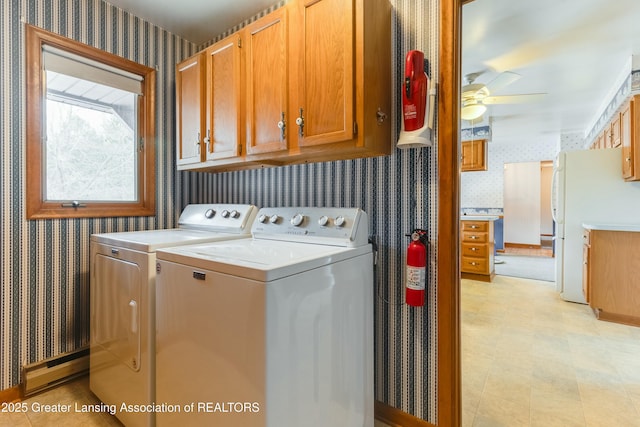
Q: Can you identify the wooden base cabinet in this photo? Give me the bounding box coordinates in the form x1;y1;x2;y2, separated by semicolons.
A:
460;220;495;282
583;228;640;327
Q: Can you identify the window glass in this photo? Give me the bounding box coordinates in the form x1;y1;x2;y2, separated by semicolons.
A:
44;72;138;202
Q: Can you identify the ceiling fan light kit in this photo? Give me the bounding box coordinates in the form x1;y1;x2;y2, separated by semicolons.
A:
461;101;487;120
460;70;545;122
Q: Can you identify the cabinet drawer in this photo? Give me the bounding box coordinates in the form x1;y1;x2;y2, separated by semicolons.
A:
461;231;488;243
461;256;488;274
461;243;488;258
461;221;488;232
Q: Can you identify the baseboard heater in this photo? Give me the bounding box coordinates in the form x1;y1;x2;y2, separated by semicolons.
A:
22;347;89;397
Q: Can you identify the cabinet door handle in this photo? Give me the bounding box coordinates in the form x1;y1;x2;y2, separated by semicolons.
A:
277;112;286;141
296;108;304;137
195;132;201;154
203;129;211;150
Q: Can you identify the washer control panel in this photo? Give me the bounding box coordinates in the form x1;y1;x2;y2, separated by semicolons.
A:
251;207;369;247
178;204;258;233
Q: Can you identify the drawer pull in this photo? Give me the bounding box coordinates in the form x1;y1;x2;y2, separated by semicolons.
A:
470;262;479;266
470;247;478;251
470;235;478;239
470;225;479;229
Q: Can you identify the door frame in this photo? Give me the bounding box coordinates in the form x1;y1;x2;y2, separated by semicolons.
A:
436;0;463;425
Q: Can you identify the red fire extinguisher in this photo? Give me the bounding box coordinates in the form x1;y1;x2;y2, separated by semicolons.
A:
402;50;428;132
406;229;428;307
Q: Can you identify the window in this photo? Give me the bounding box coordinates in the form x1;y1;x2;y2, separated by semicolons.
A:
26;25;156;219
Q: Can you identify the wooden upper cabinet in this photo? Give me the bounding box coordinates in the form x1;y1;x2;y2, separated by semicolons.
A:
289;0;354;147
204;35;242;161
287;0;391;159
176;53;205;167
175;0;391;173
621;98;636;180
461;139;487;171
245;8;289;156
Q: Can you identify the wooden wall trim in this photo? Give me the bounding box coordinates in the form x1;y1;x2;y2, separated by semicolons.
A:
376;401;434;427
0;385;22;403
437;0;462;425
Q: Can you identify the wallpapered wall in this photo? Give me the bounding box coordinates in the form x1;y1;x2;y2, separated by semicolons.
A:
1;0;195;392
461;138;559;209
1;0;439;422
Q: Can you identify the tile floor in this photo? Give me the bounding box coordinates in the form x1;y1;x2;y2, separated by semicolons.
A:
0;376;122;426
462;275;640;427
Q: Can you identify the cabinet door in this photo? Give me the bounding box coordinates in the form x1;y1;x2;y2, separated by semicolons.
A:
461;140;487;171
582;243;590;304
245;8;289;155
610;112;621;148
205;36;242;160
176;53;205;166
290;0;355;147
621;100;634;179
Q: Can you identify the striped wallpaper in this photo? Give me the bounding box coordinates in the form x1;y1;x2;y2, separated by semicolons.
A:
1;0;440;423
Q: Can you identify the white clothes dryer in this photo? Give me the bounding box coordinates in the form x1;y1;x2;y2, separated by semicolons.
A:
89;204;257;427
155;207;374;427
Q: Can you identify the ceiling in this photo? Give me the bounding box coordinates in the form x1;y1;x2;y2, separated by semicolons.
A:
463;0;640;146
105;0;277;45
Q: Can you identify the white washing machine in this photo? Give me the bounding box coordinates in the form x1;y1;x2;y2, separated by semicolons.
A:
90;204;258;427
155;207;374;427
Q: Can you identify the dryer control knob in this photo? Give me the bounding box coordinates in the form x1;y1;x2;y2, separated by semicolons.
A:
221;210;230;218
258;214;268;223
318;215;329;226
335;215;346;227
205;209;216;218
290;213;305;226
230;210;240;218
269;214;280;224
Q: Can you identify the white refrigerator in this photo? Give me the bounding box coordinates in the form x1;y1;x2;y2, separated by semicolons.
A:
552;148;640;303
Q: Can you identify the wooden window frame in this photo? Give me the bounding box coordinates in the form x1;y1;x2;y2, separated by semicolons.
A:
25;24;156;219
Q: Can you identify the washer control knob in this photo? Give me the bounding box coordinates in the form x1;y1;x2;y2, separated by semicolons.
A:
258;214;268;223
221;210;230;218
269;214;280;224
205;209;216;219
230;210;240;218
290;213;305;226
334;215;346;227
318;215;329;227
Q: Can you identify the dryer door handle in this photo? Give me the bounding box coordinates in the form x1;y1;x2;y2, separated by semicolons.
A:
129;300;138;333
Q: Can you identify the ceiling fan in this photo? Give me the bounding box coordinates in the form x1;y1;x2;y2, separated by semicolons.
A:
461;71;546;121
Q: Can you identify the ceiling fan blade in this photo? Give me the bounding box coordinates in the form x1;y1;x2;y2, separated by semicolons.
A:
483;93;546;105
485;71;521;94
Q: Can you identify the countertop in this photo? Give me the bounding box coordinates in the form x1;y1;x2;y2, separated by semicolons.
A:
582;223;640;232
460;215;500;221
